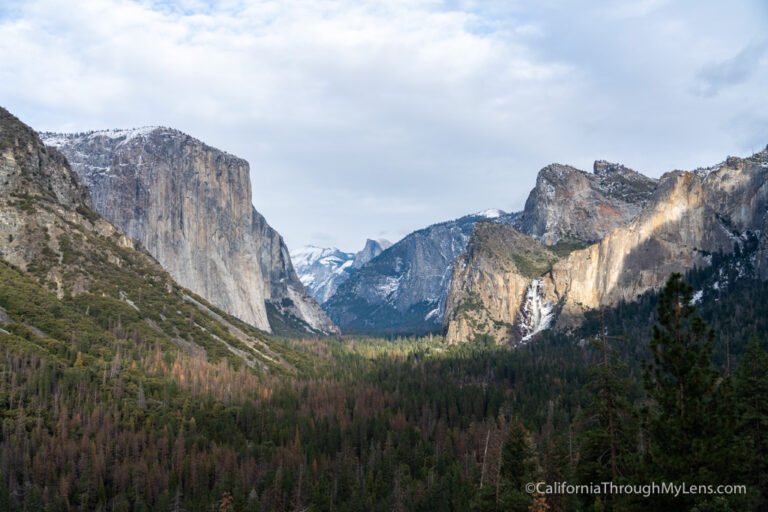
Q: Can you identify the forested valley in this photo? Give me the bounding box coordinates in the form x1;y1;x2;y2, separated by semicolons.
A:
1;243;767;512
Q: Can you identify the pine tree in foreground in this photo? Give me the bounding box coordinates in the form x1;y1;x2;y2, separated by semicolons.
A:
733;338;768;511
576;315;638;512
642;274;742;511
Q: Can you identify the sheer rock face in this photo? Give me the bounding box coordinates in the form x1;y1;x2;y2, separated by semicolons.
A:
445;150;768;343
353;239;391;269
544;152;768;325
42;128;337;335
1;107;298;370
516;162;658;244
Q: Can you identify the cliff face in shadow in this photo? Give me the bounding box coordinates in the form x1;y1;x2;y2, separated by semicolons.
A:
323;213;488;335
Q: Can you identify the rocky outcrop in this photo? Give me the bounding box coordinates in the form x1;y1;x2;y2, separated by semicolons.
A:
445;148;768;343
0;107;134;298
1;108;101;276
515;162;657;244
543;152;768;325
353;239;391;269
444;223;557;344
42;128;337;335
1;119;88;212
291;238;390;304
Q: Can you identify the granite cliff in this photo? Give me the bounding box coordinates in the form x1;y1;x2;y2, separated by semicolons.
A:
543;152;768;326
444;223;557;344
42;128;337;335
445;149;768;344
514;161;657;244
0;106;294;369
322;160;659;337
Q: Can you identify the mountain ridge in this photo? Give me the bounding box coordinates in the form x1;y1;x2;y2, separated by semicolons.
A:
322;158;654;336
444;146;768;344
513;160;658;244
322;211;511;335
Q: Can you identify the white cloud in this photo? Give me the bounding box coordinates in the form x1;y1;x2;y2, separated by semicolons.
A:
1;0;766;251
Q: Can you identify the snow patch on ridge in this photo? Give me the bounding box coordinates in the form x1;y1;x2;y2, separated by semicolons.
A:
473;208;505;219
42;127;159;149
378;276;402;299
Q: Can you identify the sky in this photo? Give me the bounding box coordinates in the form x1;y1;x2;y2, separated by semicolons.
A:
1;0;767;252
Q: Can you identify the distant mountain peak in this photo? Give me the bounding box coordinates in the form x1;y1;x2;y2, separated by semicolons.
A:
364;238;393;249
291;238;390;304
473;208;506;219
323;214;486;335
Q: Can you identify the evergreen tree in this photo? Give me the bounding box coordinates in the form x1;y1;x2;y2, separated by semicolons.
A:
734;338;768;511
576;323;638;511
498;422;538;512
642;274;739;510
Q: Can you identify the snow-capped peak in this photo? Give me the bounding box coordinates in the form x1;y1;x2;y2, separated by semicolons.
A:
290;245;347;269
474;208;505;219
291;237;394;304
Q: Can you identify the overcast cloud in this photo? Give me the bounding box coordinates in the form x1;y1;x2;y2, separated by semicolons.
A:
1;0;767;251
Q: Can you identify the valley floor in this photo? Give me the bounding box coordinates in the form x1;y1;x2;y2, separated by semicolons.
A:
1;257;768;511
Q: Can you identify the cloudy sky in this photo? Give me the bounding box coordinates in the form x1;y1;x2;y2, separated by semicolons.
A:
2;0;767;251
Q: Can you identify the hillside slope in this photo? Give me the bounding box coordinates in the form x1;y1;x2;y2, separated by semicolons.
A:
1;106;295;371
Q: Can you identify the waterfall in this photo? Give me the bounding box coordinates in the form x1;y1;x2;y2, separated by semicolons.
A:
518;279;555;342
